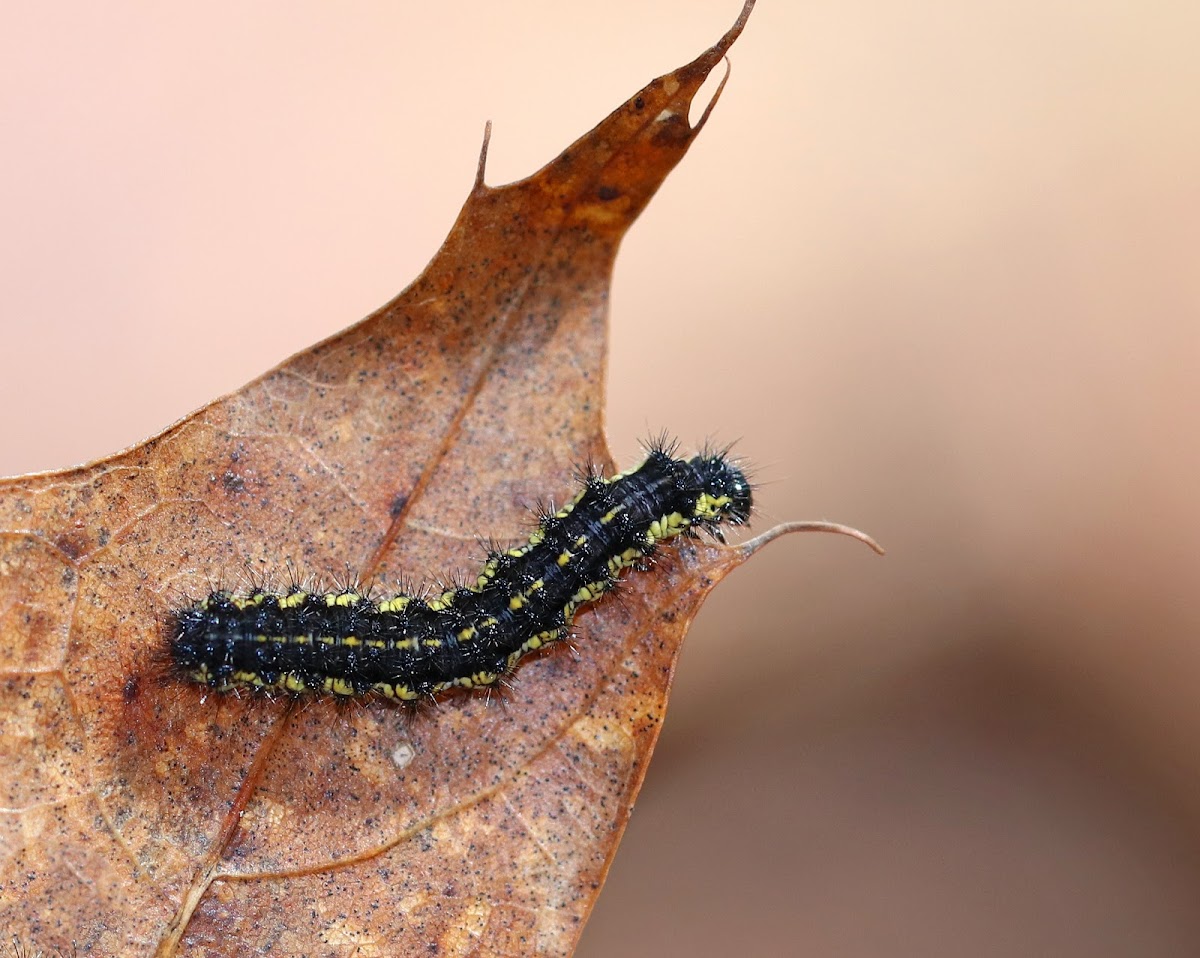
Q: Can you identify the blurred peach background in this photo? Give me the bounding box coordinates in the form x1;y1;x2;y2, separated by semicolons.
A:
3;2;1199;954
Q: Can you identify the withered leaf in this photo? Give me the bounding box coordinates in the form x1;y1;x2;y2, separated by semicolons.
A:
0;3;870;956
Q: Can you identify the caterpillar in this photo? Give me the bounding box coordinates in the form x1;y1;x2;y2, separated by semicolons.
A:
166;441;752;702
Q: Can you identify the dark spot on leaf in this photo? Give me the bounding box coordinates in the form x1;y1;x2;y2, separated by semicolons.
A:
54;532;86;561
597;185;620;201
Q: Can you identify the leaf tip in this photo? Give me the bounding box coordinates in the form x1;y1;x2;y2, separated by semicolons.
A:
663;0;756;138
474;120;493;192
738;520;885;560
690;0;757;76
724;0;758;56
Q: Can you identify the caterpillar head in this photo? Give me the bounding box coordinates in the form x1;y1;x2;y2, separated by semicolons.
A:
688;452;753;530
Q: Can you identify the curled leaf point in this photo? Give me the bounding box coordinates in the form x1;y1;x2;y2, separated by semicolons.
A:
739;520;886;560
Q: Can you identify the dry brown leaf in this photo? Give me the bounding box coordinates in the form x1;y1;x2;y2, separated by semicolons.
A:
0;3;870;955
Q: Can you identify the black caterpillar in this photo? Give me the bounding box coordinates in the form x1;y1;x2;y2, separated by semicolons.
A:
167;442;752;701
